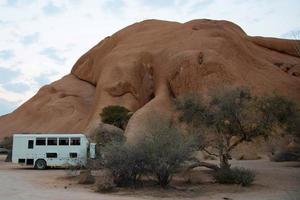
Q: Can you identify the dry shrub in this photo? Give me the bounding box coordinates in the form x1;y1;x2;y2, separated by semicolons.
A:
90;123;125;157
142;123;197;187
5;151;12;162
101;141;145;187
101;120;197;188
64;162;84;176
213;167;255;187
95;170;115;193
270;149;300;162
1;136;13;150
78;170;95;184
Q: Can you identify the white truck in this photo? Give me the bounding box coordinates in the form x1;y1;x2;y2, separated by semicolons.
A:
12;133;96;169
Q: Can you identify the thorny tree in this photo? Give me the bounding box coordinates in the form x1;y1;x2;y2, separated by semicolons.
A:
176;87;300;169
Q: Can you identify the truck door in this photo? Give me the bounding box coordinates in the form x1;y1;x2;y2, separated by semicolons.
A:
26;140;35;165
28;140;34;149
89;143;96;159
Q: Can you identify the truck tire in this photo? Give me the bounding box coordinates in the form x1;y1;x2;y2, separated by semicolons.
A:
34;159;47;170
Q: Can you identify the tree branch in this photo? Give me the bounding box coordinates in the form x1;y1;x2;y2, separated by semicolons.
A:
227;137;245;152
186;161;220;171
202;147;218;157
235;112;247;139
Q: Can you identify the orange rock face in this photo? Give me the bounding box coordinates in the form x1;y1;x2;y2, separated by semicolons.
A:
0;19;299;139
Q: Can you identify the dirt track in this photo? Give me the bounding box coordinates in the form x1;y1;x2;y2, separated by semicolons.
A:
0;155;145;200
0;155;300;200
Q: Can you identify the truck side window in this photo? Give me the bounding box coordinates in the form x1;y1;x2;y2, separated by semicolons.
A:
46;153;57;158
28;140;34;149
47;138;58;146
59;138;69;146
70;138;80;145
36;138;46;145
69;153;77;158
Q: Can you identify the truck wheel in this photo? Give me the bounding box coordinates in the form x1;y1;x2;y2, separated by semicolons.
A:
34;159;47;170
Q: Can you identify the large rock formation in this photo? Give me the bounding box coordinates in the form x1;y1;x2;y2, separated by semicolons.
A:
0;19;299;140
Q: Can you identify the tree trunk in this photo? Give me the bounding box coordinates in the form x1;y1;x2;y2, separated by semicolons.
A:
157;172;170;188
219;153;231;169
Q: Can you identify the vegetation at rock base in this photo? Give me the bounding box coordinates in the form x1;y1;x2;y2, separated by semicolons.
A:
175;87;300;169
90;87;300;189
100;118;197;188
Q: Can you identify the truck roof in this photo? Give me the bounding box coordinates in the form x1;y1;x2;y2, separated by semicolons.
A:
13;133;86;137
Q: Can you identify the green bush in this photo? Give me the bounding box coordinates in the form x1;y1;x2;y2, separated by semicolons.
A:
100;105;132;130
214;167;255;187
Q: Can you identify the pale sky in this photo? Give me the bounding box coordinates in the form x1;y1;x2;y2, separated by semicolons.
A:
0;0;299;115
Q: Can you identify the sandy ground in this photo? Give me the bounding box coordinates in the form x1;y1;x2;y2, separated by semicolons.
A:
0;155;299;200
